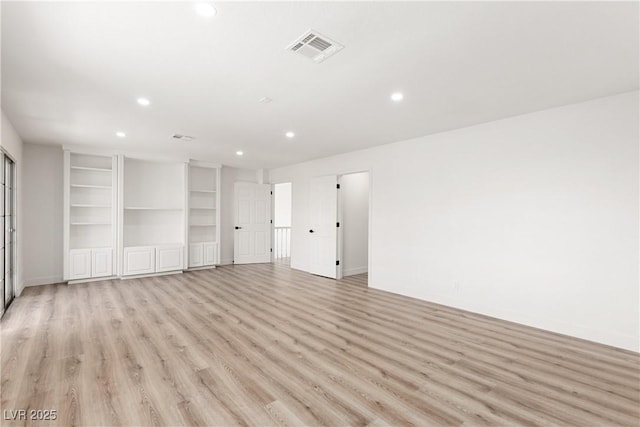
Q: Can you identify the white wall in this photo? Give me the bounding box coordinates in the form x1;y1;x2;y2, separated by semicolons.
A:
1;111;24;295
220;166;258;264
274;182;292;227
340;172;369;277
269;91;639;351
23;144;64;286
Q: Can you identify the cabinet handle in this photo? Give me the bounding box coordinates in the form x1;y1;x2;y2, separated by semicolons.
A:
309;229;315;233
235;226;242;230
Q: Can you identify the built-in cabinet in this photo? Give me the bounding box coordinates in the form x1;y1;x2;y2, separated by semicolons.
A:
68;248;112;280
64;151;221;282
122;245;185;275
187;162;220;268
64;152;117;281
120;156;186;276
188;242;218;268
123;246;155;275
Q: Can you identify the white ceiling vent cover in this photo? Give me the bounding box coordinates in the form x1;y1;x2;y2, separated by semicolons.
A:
287;29;344;63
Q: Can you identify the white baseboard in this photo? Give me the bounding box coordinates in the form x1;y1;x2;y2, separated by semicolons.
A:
120;270;183;280
343;266;368;277
368;282;639;352
219;258;234;265
24;276;64;287
186;265;217;271
68;276;118;285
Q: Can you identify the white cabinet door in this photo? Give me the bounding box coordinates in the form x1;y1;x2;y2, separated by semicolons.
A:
123;246;155;276
69;249;92;280
189;243;203;268
203;242;217;266
156;246;183;272
91;248;112;278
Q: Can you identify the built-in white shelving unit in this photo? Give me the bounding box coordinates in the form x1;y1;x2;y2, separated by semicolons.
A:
119;156;186;276
187;162;220;268
64;152;117;281
64;152;222;282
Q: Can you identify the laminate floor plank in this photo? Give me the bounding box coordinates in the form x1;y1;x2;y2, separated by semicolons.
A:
178;275;437;426
182;274;468;424
190;268;632;424
166;278;372;426
1;264;638;426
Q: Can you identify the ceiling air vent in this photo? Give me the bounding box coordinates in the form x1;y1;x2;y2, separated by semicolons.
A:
172;134;195;142
287;29;344;63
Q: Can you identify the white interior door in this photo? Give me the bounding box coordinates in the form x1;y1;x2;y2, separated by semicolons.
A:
234;183;272;264
308;175;338;278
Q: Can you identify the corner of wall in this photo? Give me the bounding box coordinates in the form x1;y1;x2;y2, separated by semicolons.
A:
1;110;25;297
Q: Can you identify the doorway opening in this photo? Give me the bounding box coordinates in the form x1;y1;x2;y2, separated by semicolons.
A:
307;172;370;283
273;182;292;265
1;152;16;315
338;172;369;283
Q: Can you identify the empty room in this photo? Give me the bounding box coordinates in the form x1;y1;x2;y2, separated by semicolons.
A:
1;1;638;426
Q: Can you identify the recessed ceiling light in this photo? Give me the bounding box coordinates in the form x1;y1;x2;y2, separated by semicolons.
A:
236;150;244;156
194;3;217;17
391;92;404;102
285;131;295;138
115;131;126;138
137;97;150;106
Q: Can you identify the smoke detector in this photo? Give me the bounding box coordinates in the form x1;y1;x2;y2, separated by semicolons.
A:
287;29;344;63
172;134;195;142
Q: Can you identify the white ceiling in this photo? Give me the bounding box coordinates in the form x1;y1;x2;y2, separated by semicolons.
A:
2;1;638;169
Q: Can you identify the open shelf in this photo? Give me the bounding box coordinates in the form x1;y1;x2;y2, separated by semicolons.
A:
65;152;116;279
71;164;113;187
71;204;111;208
123;157;186;249
71;184;111;189
187;164;220;266
71;166;112;173
70;153;113;170
124;242;183;249
70;186;112;206
69;244;112;250
190;190;216;210
69;220;113;249
125;206;183;211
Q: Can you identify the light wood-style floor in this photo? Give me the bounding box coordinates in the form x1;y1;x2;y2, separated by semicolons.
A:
1;264;638;426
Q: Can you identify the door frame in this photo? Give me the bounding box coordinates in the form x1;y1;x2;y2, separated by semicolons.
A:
336;169;372;282
1;147;18;315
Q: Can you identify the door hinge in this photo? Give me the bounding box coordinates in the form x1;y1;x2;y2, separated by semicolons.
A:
336;260;340;266
336;184;340;189
336;222;340;227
